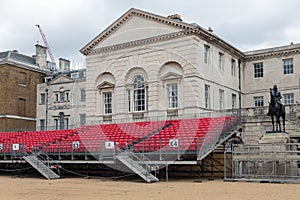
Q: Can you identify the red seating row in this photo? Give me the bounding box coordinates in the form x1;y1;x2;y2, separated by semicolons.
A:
0;116;239;154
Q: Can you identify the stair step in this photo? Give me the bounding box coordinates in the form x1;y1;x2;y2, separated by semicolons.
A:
116;153;159;183
23;155;59;180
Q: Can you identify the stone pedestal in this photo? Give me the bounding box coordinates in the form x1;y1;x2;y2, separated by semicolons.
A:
259;132;289;144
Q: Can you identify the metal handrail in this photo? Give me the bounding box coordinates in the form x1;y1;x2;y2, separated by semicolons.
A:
29;150;61;176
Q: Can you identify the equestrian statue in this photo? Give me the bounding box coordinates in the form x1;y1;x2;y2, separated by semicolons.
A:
266;85;286;132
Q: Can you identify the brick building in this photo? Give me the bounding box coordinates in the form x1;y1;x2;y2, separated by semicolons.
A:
0;45;50;131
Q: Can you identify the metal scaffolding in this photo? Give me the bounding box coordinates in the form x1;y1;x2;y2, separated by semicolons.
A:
224;143;300;183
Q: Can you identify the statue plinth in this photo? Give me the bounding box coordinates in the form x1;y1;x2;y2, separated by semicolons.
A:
259;132;289;144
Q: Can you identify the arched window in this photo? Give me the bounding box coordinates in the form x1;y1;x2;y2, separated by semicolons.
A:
133;75;145;111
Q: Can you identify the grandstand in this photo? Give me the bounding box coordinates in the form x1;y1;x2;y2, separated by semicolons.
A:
0;113;241;182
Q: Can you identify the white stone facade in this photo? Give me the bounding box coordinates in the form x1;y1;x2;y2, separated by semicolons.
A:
243;44;300;109
80;8;243;123
36;69;86;130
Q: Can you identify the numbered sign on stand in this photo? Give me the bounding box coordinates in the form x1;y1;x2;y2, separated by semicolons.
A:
12;144;19;151
169;139;179;148
72;141;80;149
105;141;115;149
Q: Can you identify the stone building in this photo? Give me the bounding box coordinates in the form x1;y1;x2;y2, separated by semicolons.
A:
0;45;50;131
80;8;244;123
36;63;86;130
243;43;300;109
241;43;300;144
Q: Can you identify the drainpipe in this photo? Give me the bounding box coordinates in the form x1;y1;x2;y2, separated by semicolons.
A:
46;88;48;130
238;59;242;117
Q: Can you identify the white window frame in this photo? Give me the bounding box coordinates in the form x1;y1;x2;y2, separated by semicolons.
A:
232;94;237;109
231;59;236;76
218;52;224;70
40;93;45;105
103;91;112;114
254;96;264;107
167;83;178;109
204;45;210;64
219;89;224;110
283;93;294;105
283;58;293;75
254;62;263;78
132;75;146;112
205;84;210;109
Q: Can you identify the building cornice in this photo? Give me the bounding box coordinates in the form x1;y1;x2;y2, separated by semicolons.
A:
245;45;300;62
86;29;191;55
0;115;36;121
85;28;245;59
0;59;50;75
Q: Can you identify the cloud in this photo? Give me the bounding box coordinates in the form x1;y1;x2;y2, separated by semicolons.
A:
1;0;300;68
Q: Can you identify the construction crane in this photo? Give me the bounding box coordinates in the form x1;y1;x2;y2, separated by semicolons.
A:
36;24;56;65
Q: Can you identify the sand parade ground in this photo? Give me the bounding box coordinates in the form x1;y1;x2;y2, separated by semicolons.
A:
0;175;299;200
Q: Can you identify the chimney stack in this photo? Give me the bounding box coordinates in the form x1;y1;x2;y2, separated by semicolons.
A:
35;44;47;69
59;58;70;71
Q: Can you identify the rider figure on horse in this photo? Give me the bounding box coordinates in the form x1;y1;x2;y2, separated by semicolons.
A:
267;85;282;116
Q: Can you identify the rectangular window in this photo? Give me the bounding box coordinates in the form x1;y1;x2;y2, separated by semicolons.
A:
103;92;112;114
66;92;69;101
218;52;223;70
55;94;59;102
167;83;178;108
254;62;263;78
65;118;69;130
205;84;210;109
219;89;224;110
79;114;86;126
232;94;237;109
54;119;58;130
40;119;45;131
40;93;45;105
45;77;52;83
283;93;294;105
127;90;131;112
80;89;86;101
231;59;236;76
283;58;293;74
71;72;79;79
60;92;65;102
18;98;26;116
204;45;210;64
134;89;145;111
254;96;264;107
18;72;27;85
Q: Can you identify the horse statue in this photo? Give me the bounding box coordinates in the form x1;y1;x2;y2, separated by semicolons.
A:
267;85;285;132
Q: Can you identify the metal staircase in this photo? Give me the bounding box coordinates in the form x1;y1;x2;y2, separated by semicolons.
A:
116;151;159;183
197;118;242;161
23;154;60;180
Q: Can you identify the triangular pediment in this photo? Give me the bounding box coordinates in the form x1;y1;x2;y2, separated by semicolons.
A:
49;75;74;85
160;72;183;81
80;8;195;55
97;81;115;90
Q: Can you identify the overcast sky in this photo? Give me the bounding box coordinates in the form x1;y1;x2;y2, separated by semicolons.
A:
1;0;299;69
